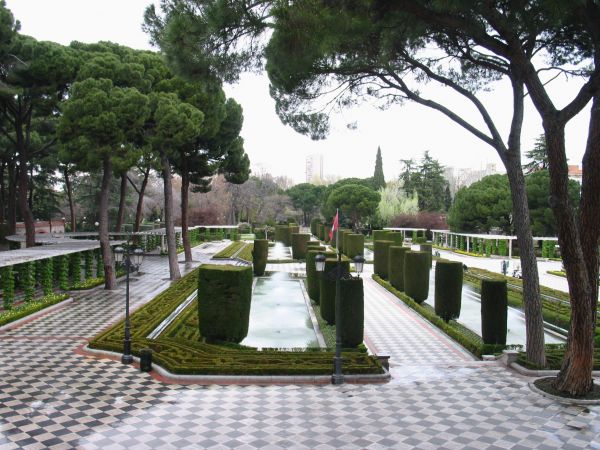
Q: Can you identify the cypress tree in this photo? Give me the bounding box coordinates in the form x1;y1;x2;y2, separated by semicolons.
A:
372;146;386;190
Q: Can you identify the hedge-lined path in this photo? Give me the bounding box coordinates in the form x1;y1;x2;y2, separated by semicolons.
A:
0;245;598;448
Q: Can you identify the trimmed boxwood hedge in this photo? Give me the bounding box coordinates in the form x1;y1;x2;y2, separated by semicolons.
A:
291;233;311;260
340;277;364;347
388;246;408;292
344;234;364;259
372;230;387;242
274;225;290;245
252;239;268;276
481;279;507;345
420;243;433;268
374;240;393;279
90;265;383;375
306;247;328;302
434;261;463;322
385;231;404;246
319;258;350;324
323;225;332;243
310;218;321;236
404;251;430;303
198;264;253;343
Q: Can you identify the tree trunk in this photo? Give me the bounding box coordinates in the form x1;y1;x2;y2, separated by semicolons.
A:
63;168;76;232
161;152;181;280
17;147;35;247
544;123;595;395
0;160;5;224
7;164;17;235
100;158;117;290
180;163;193;264
503;152;546;366
133;168;150;232
115;172;128;233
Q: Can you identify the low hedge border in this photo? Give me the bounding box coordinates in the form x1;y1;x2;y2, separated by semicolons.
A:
213;242;247;259
372;275;501;358
517;344;600;371
0;293;70;328
90;267;382;376
547;270;566;278
69;268;127;290
433;244;484;258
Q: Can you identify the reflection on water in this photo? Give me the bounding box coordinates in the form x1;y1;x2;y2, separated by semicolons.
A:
242;271;319;348
268;242;292;260
423;266;565;347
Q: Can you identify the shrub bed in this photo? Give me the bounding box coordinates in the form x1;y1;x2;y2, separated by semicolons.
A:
252;240;268;276
90;267;382;375
0;293;70;327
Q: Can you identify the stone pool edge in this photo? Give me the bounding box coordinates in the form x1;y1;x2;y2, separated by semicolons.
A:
80;343;391;385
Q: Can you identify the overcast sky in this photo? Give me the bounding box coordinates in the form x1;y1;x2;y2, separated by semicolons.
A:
7;0;591;184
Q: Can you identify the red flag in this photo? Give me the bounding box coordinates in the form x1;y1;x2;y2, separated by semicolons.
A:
329;211;339;241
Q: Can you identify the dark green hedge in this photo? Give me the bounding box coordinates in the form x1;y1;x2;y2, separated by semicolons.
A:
374;240;393;279
198;264;253;343
434;260;463;322
481;279;507;345
372;230;387;242
323;225;332;243
344;234;364;259
317;223;324;241
320;258;350;324
404;251;430;303
310;218;321;236
340;277;364;347
388;246;408;292
252;239;268;276
420;243;433;268
274;225;290;245
291;233;311;260
386;231;404;246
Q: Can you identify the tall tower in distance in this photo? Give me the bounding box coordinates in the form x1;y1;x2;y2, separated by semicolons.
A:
305;153;324;183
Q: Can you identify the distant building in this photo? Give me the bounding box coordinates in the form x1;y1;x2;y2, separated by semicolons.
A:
305;154;324;183
445;163;499;195
568;164;582;182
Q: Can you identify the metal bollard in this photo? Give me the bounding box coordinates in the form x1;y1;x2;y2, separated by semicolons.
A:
139;348;153;372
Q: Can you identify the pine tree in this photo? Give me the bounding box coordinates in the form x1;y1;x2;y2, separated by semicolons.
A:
372;146;386;190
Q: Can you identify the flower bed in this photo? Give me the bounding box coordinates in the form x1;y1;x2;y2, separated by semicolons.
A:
0;293;70;327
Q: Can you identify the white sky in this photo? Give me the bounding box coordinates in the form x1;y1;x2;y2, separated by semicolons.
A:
7;0;591;184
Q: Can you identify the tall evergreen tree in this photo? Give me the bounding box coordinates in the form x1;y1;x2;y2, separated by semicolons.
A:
372;146;385;190
523;135;549;174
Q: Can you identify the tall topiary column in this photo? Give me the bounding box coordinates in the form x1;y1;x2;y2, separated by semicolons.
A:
289;225;300;237
420;243;433;268
386;231;404;246
344;234;364;259
404;251;430;303
323;225;332;243
434;261;463;322
339;229;352;254
274;225;287;244
388;246;409;291
372;230;387;242
252;239;269;276
374;240;393;279
310;218;321;236
69;252;82;285
306;247;327;301
198;264;253;343
319;258;350;324
481;279;507;345
340;277;364;347
291;233;311;260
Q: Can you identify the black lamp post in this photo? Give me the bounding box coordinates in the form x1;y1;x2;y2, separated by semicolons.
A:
113;246;144;364
315;252;365;385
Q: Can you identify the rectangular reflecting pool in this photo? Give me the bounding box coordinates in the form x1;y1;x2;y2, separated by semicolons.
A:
241;272;320;349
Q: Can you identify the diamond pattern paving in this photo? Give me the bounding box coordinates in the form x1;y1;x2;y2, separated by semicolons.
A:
0;245;598;449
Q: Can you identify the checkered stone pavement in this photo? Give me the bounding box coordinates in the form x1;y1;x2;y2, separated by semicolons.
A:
0;246;598;449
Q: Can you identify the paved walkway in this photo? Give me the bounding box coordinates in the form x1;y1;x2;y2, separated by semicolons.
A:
0;244;598;449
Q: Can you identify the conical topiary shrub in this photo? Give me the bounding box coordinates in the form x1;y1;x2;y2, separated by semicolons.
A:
291;233;311;259
340;277;364;347
481;279;507;345
372;230;387;242
252;239;269;276
374;240;393;279
420;243;433;268
344;234;364;259
404;251;430;303
306;247;327;301
388;246;409;291
319;258;350;324
434;260;463;322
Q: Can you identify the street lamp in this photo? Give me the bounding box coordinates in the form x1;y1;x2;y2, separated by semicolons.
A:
113;246;145;364
314;252;365;384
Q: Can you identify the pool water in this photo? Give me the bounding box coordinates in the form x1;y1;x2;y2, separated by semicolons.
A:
241;271;320;349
